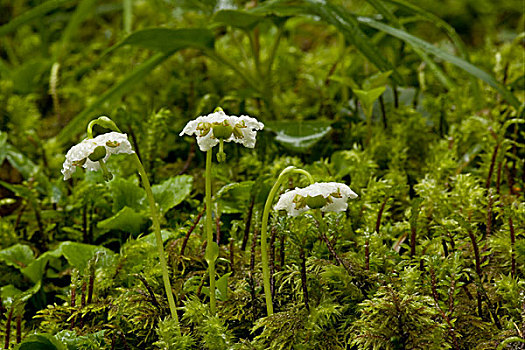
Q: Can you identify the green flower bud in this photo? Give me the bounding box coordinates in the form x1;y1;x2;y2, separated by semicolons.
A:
212;121;234;139
88;146;107;162
305;194;328;209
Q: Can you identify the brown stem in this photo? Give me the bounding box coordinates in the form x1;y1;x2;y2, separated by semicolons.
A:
496;160;503;194
410;225;417;258
375;197;388;234
299;246;309;311
430;268;459;349
509;217;516;278
87;265;95;304
486;190;494;238
485;142;499;189
136;274;161;311
319;229;352;276
16;313;21;344
180;206;205;255
379;95;387;129
279;231;285;271
178;142;195;175
80;282;87;308
442;238;449;257
241;197;255;251
4;306;13;349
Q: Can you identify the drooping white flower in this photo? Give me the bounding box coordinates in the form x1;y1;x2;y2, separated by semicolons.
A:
274;182;358;216
61;132;134;180
179;109;264;152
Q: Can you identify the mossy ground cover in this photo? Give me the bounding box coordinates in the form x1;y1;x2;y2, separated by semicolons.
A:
0;0;523;349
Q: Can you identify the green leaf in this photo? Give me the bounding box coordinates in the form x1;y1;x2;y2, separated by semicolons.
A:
212;10;265;30
152;175;193;215
59;241;115;271
216;272;231;301
0;244;34;269
251;0;403;84
140;229;176;245
59;0;99;57
216;181;254;214
118;28;215;52
356;16;521;110
265;120;333;152
108;177;145;213
15;334;66;350
1;281;41;306
97;206;147;235
0;0;72;37
205;241;219;265
353;86;386;117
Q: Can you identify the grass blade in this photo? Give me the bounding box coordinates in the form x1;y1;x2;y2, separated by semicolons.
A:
0;0;72;37
57;52;172;141
357;16;521;110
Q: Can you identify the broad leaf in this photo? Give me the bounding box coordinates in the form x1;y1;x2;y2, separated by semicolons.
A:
108;177;145;212
97;206;147;235
265;120;332;152
216;181;254;214
0;244;34;269
152;175;193;214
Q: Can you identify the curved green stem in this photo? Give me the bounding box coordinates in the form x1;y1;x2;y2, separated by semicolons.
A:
260;166;314;316
131;154;180;335
205;150;217;315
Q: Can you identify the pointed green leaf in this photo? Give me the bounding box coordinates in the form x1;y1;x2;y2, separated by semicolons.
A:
265;120;333;153
216;272;231;301
0;0;72;37
212;10;265;29
205;241;219;265
356;16;521;110
353;86;386;111
57;52;172;141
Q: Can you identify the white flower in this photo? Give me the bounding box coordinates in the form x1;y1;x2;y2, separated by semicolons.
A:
179;109;264;152
274;182;358;216
61;132;134;180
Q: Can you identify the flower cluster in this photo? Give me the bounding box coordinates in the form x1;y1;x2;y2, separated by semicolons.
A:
275;182;358;216
61;132;133;180
179;109;264;152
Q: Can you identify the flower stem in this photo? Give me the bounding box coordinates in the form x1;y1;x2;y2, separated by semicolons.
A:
206;150;217;315
260;166;314;316
131;154;180;335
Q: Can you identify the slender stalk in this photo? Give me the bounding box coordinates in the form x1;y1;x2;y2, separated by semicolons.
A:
314;210;352;276
205;150;217;315
260;166;314;316
131;154;180;334
123;0;132;34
